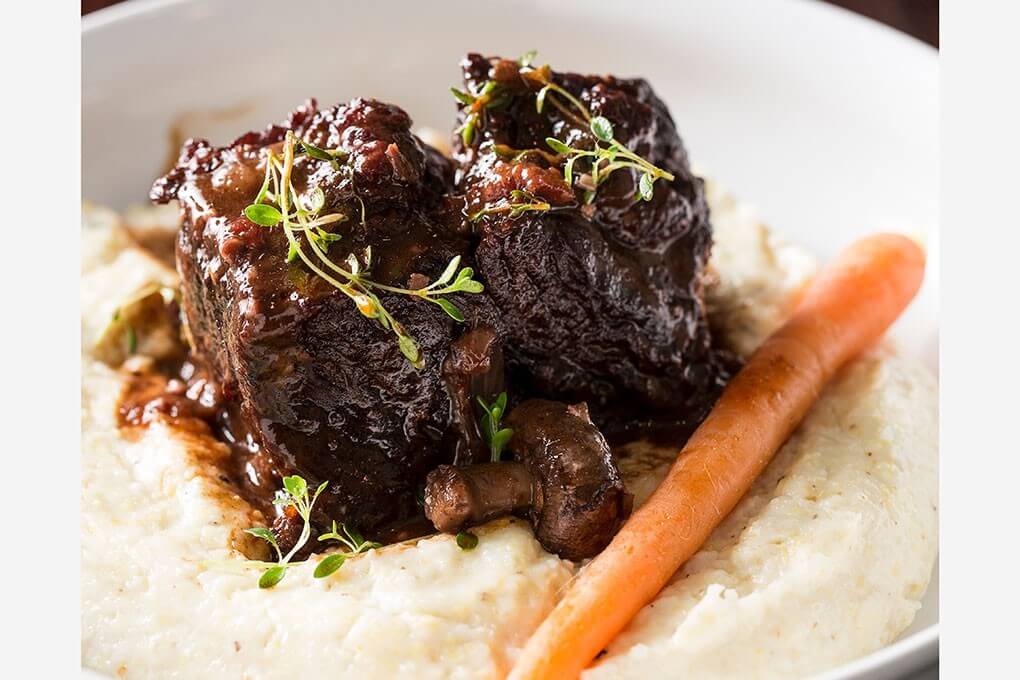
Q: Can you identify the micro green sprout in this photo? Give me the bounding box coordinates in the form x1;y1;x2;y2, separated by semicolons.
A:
243;131;484;368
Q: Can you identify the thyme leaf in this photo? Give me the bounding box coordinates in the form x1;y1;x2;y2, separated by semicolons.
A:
242;132;484;368
590;116;614;142
244;203;283;227
456;531;479;550
259;565;287;589
518;49;538;68
313;553;346;578
477;392;514;462
312;520;381;579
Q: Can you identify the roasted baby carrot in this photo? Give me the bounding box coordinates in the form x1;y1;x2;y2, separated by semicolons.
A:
508;233;926;680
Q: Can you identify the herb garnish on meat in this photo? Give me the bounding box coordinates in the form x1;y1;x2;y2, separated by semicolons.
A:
468;189;551;222
452;51;675;205
243;131;484;368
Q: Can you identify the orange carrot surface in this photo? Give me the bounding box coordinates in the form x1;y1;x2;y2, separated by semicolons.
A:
508;233;926;680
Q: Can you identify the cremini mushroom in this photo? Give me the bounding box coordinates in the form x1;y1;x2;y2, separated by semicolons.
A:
424;399;631;560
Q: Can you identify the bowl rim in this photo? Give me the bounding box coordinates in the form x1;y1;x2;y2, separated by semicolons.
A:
82;2;939;678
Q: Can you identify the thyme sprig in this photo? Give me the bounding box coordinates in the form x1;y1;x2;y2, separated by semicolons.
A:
544;116;671;204
469;189;551;222
243;475;328;588
477;392;513;462
451;81;511;147
208;476;382;588
523;58;675;203
244;131;484;368
451;51;674;204
313;521;382;578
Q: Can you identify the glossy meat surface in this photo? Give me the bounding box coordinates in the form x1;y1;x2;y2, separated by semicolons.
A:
453;54;731;430
149;56;731;543
152;98;493;532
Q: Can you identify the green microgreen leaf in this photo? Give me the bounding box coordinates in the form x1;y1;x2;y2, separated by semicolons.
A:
450;87;476;106
286;241;300;263
477;392;513;462
490;428;514;461
590;116;614;142
245;527;282;561
456;532;479;550
299;140;335;162
313;480;329;503
283;475;307;501
518;49;538;67
461;117;476;147
564;155;577;187
492;144;518;160
315;228;342;245
318;521;381;555
545;137;572;155
244;203;283;227
343;524;365;547
313;554;347;579
318;520;339;542
434;255;461;287
638;172;655;201
535;85;550;113
345;253;360;275
435;298;465;322
259;565;287;589
399;335;422;367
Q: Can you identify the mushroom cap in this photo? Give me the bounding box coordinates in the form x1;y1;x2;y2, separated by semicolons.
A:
505;399;630;560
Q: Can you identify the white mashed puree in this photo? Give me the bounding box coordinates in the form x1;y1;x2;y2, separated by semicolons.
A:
81;182;937;679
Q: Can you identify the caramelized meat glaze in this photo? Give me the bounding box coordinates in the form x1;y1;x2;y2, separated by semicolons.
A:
131;55;732;558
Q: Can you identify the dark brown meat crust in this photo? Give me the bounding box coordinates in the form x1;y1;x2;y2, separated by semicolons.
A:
453;54;731;431
152;98;497;533
149;56;731;545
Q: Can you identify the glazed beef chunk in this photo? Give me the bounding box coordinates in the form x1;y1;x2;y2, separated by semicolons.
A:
148;56;732;558
151;98;497;533
452;54;731;431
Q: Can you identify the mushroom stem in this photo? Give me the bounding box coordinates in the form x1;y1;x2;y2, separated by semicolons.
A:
424;462;536;532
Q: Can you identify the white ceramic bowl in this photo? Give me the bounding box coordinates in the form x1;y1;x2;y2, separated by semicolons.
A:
82;1;938;677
